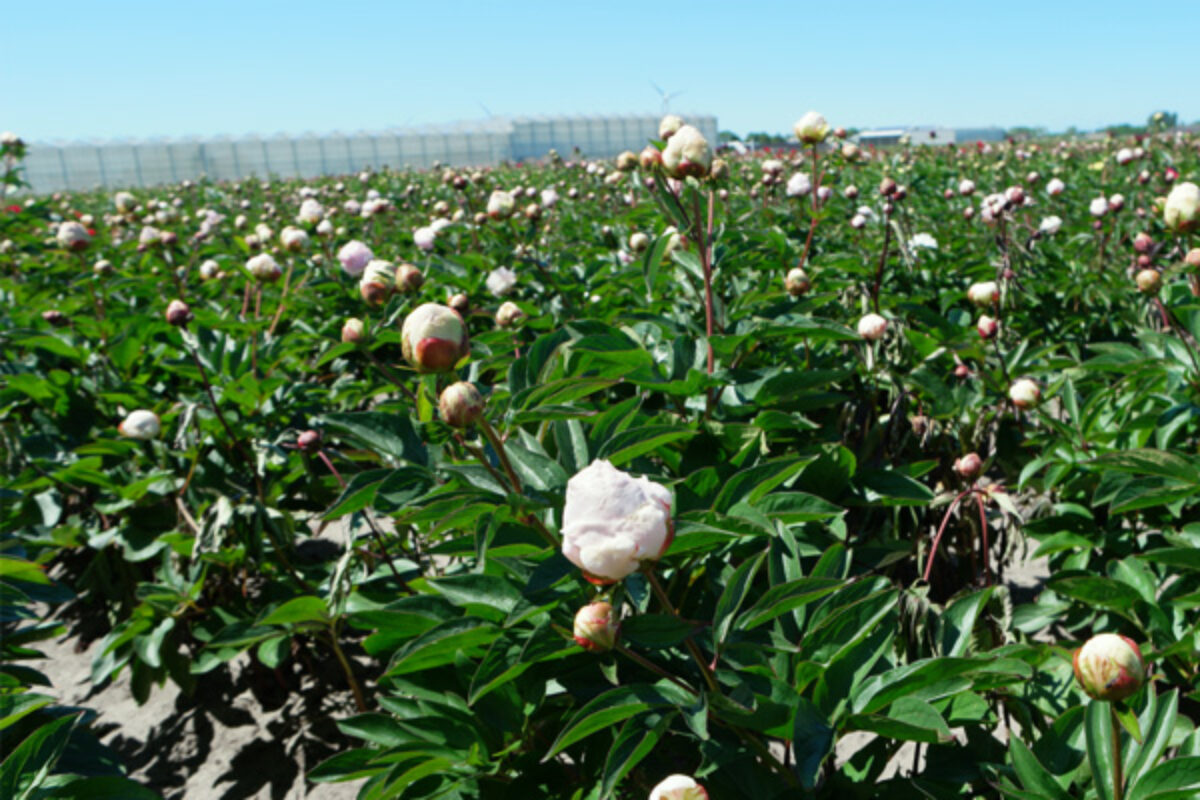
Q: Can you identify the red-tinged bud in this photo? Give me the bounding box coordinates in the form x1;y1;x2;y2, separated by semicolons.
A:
894;186;908;201
572;601;619;652
1137;254;1152;267
1009;378;1041;409
879;177;897;197
954;452;983;480
785;267;811;297
954;364;970;379
943;189;955;199
401;303;469;373
166;299;191;327
395;263;424;294
1186;248;1200;269
1133;232;1153;253
977;314;999;339
341;318;365;344
42;309;68;327
639;145;662;170
297;430;320;453
495;300;525;329
438;381;485;428
1073;633;1145;702
448;293;470;314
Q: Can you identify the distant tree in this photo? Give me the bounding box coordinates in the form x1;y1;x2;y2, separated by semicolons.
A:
745;131;788;146
1007;126;1049;141
718;130;741;143
1148;110;1178;130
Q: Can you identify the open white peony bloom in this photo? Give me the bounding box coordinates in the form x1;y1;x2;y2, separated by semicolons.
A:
486;266;517;297
649;774;708;800
561;460;674;582
119;409;161;440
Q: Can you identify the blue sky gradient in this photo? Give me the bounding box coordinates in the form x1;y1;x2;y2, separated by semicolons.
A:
3;0;1196;142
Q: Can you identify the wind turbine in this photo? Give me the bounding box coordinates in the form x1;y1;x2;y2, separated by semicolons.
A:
649;81;686;114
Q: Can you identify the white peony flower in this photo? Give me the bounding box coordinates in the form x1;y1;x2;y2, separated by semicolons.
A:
793;111;830;144
540;187;559;207
1046;177;1065;196
486;266;518;297
118;409;161;440
1088;196;1109;217
561;460;674;582
56;221;91;250
786;172;812;197
1164;182;1200;232
413;226;436;251
1038;215;1062;235
337;240;373;275
297;198;324;224
908;232;938;253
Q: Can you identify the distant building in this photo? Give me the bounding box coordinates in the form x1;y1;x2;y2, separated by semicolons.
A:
853;126;1005;147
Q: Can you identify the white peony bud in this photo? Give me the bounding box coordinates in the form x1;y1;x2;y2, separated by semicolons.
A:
486;266;518;297
793;111;830;144
337;240;373;276
1164;182;1200;232
857;313;888;341
660;125;712;179
400;303;469;372
649;774;708;800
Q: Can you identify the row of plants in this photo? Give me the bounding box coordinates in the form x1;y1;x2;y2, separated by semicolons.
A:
2;118;1200;798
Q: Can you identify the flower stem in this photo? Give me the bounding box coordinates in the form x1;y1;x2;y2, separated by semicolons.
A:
326;622;368;712
645;568;718;693
479;417;522;494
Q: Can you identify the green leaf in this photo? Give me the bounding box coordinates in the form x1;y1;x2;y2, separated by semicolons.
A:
0;557;50;586
260;596;329;627
1009;735;1072;800
1127;756;1200;800
713;551;764;646
847;697;952;743
0;712;76;800
543;685;676;760
385;618;499;677
1085;700;1116;800
791;698;834;790
940;588;992;657
1047;575;1143;613
600;713;673;798
318;411;428;466
1126;689;1178;788
736;577;844;631
596;425;696;467
620;614;694;649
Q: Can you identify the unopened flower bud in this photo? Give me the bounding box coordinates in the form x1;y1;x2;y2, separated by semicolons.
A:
967;281;1000;307
661;125;712;179
1185;248;1200;269
1164;182;1200;232
639;145;662;170
495;300;525;328
438;381;485;428
341;318;365;344
1133;232;1153;253
879;177;897;197
615;150;638;172
793;111;830;144
246;253;282;282
395;263;424;293
1073;633;1145;702
1009;378;1041;409
658;114;684;140
448;293;470;314
977;314;999;339
166;299;191;326
785;267;810;297
401;303;469;372
954;452;983;480
1135;268;1162;294
857;313;888;341
572;601;619;652
629;232;650;253
297;430;321;453
42;309;68;327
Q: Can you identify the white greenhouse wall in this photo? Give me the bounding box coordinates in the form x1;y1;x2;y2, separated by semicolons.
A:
16;114;718;194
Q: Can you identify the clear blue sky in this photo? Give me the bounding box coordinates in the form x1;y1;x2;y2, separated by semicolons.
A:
3;0;1196;143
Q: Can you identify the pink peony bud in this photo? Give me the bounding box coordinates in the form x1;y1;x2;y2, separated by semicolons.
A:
639;145;662;170
572;601;619;652
562;460;674;583
337;240;374;276
341;318;365;344
1073;633;1145;702
857;313;888;341
359;260;395;306
953;452;983;480
1133;232;1153;253
438;381;485;428
400;303;469;373
297;430;321;452
166;299;191;327
977;314;999;339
